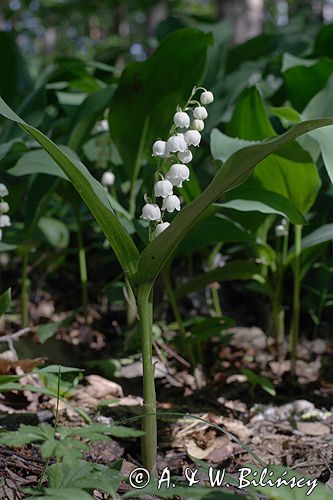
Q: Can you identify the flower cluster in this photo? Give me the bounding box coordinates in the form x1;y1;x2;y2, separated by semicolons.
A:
141;89;214;237
0;183;10;241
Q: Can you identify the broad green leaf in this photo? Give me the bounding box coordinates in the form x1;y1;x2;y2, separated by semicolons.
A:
175;261;262;299
217;188;306;225
175;212;253;256
0;31;32;107
9;148;69;179
302;75;333;183
314;23;333;59
0;242;17;252
138;118;333;285
48;459;121;496
0;97;139;290
301;224;333;250
0;138;25;160
24;175;59;236
210;129;257;161
270;106;301;123
227;86;276;140
36;322;62;344
0;288;11;317
211;129;321;214
38;217;70;248
68;85;115;152
108;28;212;177
282;53;333;111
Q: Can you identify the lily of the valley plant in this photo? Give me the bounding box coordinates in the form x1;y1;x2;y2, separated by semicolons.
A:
1;85;333;471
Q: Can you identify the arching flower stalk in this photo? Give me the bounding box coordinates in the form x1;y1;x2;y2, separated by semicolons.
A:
141;87;214;240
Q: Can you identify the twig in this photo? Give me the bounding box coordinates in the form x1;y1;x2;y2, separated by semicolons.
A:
0;328;30;343
155;336;191;368
0;328;30;358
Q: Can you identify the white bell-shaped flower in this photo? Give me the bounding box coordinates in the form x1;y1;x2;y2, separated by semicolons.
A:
0;202;9;214
0;184;8;197
193;106;208;120
0;215;11;228
192;119;204;132
184;130;201;147
154;179;173;198
166;134;187;154
275;224;288;237
162;195;181;213
173;111;190;129
152;140;167;157
166;164;190;188
177;150;193;164
155;222;170;236
101;171;115;187
200;91;214;104
141;203;161;221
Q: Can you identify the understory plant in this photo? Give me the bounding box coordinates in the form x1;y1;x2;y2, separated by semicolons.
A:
1;75;333;471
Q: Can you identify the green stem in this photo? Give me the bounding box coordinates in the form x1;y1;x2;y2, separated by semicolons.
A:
272;236;285;358
138;284;157;471
21;252;30;328
211;287;222;318
290;224;302;376
75;210;88;323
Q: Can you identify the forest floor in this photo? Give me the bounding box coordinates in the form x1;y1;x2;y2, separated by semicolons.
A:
0;298;332;499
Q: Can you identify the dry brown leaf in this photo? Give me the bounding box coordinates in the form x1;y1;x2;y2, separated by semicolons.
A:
297;422;331;436
0;357;46;374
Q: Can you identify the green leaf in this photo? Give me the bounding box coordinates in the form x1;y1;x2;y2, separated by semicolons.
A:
26;488;93;500
270;106;301;123
240;367;276;396
227;86;276;140
38;217;70;248
36;365;83;374
175;212;253;256
107;425;144;438
0;288;11;318
217;188;306;225
302;75;333;183
0;97;139;290
175;261;262;299
282;53;333;111
9;148;69;178
48;459;121;496
35;322;62;344
108;28;212;176
301;224;333;250
68;85;115;152
246;465;332;499
138;118;333;286
212;129;321;215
